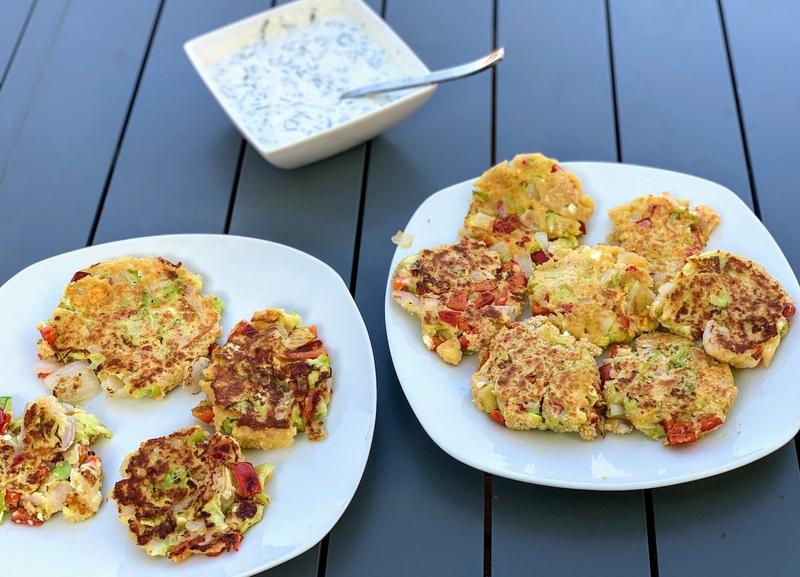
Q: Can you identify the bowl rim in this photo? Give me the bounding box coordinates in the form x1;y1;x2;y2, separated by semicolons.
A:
183;0;436;156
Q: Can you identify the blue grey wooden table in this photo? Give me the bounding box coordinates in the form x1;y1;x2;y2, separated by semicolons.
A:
2;1;798;575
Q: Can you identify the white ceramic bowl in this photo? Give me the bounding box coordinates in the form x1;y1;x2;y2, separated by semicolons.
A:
184;0;435;169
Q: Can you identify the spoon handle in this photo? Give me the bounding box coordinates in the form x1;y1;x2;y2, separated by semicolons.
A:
340;47;505;99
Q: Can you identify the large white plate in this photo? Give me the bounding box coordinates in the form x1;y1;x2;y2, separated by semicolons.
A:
0;234;376;576
385;162;800;490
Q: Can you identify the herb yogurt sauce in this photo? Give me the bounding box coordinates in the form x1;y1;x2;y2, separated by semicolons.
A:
210;8;403;149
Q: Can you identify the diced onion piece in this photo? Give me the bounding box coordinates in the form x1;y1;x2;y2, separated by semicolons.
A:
514;253;534;277
600;314;615;334
59;418;76;451
608;404;625;417
393;290;422;312
473;375;489;390
600;268;617;286
101;375;125;396
34;359;63;378
187;357;212;393
185;519;206;533
534;232;549;252
391;230;413;248
467;213;495;230
43;361;101;403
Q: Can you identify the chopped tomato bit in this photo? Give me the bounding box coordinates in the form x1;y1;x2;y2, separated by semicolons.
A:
0;410;11;435
70;270;90;283
783;303;796;318
495;288;509;305
473;280;497;292
11;509;43;526
663;420;697;445
38;325;56;347
459;335;469;350
617;313;631;331
493;215;523;234
207;342;219;356
438;310;463;326
430;336;445;350
550;164;563;173
282;340;327;360
508;271;527;289
446;290;468;311
309;325;318;336
475;293;495;308
625;265;638;273
532;250;550;265
698;414;723;433
228;462;262;497
478;349;490;368
393;279;405;291
228;321;256;341
531;304;554;316
608;344;622;357
5;489;21;508
191;404;215;424
599;363;612;386
488;409;505;426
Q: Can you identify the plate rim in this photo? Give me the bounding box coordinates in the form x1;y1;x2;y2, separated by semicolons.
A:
385;161;800;491
1;233;377;575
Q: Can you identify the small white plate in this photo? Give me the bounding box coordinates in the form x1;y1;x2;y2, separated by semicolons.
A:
185;0;435;169
1;234;376;576
385;162;800;490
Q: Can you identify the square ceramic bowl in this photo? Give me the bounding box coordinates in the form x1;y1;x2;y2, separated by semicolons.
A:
185;0;435;169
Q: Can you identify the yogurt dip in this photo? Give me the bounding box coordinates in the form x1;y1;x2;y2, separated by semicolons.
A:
207;5;405;149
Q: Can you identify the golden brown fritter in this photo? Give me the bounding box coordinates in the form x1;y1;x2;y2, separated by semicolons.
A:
0;395;110;526
652;249;795;368
527;245;658;347
601;333;736;445
112;426;273;562
37;257;222;399
472;317;603;440
463;153;594;261
195;309;332;450
392;238;528;365
608;193;719;285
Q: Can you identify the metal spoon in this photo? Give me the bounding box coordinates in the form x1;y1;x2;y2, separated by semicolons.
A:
340;47;505;99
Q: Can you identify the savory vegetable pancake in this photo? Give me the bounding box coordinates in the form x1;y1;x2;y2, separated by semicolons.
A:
37;256;222;400
195;309;331;450
462;153;593;263
112;426;272;562
527;245;658;347
652;249;795;368
392;238;528;365
0;395;111;525
472;317;603;440
608;193;720;285
601;333;736;446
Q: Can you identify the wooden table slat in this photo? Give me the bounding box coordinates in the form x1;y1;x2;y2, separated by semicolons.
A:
323;1;493;575
611;0;752;207
0;0;160;283
92;0;266;244
492;2;650;574
610;2;800;576
0;0;34;87
722;0;800;270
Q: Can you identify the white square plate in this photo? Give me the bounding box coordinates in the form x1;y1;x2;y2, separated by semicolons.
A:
1;234;376;576
385;162;800;490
